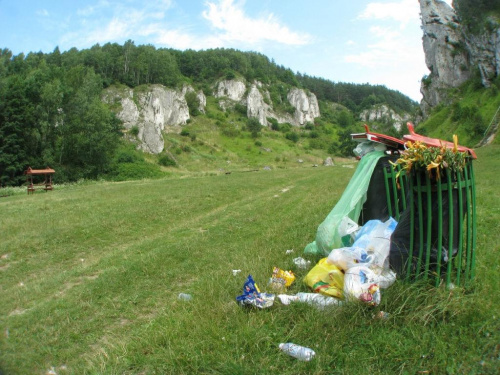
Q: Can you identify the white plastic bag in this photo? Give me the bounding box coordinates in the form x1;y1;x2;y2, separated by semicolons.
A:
353;218;397;269
326;246;370;271
344;265;381;306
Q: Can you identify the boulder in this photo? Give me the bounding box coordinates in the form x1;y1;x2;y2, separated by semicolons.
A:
323;157;334;167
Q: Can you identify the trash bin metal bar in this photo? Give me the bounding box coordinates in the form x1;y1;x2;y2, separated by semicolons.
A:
435;177;444;287
470;163;477;280
464;166;472;283
399;169;407;212
446;168;454;287
391;171;400;221
416;172;424;278
407;174;415;281
383;168;393;218
456;170;464;286
424;176;433;281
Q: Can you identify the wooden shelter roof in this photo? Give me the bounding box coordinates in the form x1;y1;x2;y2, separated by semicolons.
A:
25;167;56;175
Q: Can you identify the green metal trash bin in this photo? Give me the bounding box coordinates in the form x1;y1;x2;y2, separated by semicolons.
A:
388;125;477;287
353;123;477;287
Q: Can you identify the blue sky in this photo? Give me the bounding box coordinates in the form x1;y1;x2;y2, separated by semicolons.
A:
0;0;454;101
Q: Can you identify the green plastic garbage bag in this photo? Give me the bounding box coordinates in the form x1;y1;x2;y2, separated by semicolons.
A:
304;151;385;256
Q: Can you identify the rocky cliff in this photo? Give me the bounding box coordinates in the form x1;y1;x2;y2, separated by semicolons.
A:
103;79;320;154
359;104;411;131
419;0;500;115
102;85;206;154
213;79;320;127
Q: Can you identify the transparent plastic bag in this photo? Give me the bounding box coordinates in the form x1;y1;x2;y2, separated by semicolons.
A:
326;246;370;271
304;152;386;256
344;266;381;306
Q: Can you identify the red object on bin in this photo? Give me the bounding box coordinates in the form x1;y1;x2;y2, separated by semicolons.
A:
403;123;477;159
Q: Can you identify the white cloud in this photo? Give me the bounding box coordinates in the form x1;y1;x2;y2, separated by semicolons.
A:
202;0;312;45
62;1;174;48
358;0;419;28
61;0;309;52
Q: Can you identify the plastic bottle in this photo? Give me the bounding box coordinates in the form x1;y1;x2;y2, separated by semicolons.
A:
178;293;192;301
279;343;316;361
296;292;343;308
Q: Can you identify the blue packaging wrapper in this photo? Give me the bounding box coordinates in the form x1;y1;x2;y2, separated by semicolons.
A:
236;274;275;309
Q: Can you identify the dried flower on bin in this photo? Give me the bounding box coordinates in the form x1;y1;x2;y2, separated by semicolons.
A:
391;135;468;180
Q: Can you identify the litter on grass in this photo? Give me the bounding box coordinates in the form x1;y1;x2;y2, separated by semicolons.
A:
293;257;311;269
268;267;295;292
236;274;275;309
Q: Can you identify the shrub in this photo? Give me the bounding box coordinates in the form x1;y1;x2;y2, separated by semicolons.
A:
247;117;262;138
111;163;165;181
221;126;240;138
279;123;292;133
129;126;139;137
185;91;200;116
309;131;319;139
180;129;190;137
158;154;177;167
285;132;299;143
268;117;279;131
234;103;247;116
254;140;263;147
115;148;143;164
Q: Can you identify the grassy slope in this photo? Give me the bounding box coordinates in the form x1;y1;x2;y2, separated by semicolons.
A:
126;95;344;178
0;146;498;374
418;81;500;147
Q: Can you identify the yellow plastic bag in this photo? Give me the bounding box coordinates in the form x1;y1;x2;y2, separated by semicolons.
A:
303;258;344;299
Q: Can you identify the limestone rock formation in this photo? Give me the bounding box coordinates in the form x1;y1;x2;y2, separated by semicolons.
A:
215;79;246;101
246;84;271;126
103;84;203;154
419;0;500;115
359;104;411;131
463;21;500;87
196;90;207;114
419;0;471;115
287;88;320;126
214;79;320;127
323;157;334;167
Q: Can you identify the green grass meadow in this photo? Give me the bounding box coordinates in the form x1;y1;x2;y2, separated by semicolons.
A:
1;146;499;374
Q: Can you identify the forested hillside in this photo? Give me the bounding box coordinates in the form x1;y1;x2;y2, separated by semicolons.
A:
0;42;417;186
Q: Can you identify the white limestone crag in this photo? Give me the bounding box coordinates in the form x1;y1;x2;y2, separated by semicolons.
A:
103;84;205;154
196;90;207;113
246;84;271;126
463;20;500;87
359;104;411;131
419;0;471;115
287;88;320;126
215;79;246;101
214;79;320;127
419;0;500;115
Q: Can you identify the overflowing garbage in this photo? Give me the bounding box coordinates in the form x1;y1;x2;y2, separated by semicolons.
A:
235;217;397;310
233;123;478;361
